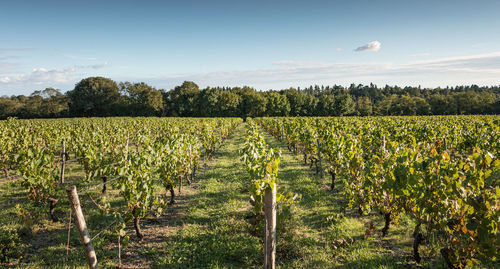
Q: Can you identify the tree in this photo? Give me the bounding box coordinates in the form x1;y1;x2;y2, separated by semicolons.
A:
388;95;416;115
356;96;373;116
120;82;163;116
429;94;456;115
266;92;290;116
168;81;200;116
286;89;307;116
239;89;267;118
0;98;22;119
414;97;430;115
334;94;355;116
217;90;240;116
302;94;318;116
199;87;221;116
67;77;120;117
317;94;336;116
31;88;68;117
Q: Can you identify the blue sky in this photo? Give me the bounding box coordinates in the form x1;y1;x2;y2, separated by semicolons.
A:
1;0;499;95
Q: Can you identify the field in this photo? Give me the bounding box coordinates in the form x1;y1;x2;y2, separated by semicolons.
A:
0;116;498;268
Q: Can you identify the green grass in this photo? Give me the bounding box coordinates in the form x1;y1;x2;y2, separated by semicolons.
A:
1;122;451;268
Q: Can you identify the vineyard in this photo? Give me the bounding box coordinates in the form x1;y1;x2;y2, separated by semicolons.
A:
0;116;498;268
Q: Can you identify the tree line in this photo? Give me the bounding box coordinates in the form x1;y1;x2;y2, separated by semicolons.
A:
1;76;499;119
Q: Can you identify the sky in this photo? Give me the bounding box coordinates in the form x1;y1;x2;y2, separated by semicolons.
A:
1;0;500;95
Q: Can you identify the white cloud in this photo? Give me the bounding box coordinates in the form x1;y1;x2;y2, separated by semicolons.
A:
336;48;342;51
355;41;381;52
90;62;108;69
0;62;109;85
404;52;500;73
142;52;500;89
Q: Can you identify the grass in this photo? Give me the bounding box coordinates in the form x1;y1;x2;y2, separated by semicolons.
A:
0;122;451;268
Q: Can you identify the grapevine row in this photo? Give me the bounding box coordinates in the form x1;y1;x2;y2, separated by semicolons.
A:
0;117;241;241
257;116;499;269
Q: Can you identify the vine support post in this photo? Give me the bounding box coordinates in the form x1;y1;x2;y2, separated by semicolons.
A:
117;234;121;268
60;140;66;184
281;125;284;141
66;186;98;269
316;139;323;179
264;184;276;269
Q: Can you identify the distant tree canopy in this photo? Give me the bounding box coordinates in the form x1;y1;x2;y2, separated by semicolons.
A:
1;78;499;119
67;77;120;117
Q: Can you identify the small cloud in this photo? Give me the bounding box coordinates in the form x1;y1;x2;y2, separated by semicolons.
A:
354;41;381;52
90;62;108;69
0;62;109;84
336;48;342;51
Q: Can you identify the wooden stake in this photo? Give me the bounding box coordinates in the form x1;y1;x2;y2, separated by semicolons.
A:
264;185;276;269
60;140;66;184
66;186;98;269
118;234;121;268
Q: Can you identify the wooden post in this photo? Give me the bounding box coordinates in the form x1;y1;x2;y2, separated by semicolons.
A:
281;125;284;141
117;234;122;268
443;137;447;150
264;185;276;269
60;140;66;184
66;186;98;269
317;139;323;179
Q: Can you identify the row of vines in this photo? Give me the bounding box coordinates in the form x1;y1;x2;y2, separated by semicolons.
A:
257;116;499;269
0;117;241;264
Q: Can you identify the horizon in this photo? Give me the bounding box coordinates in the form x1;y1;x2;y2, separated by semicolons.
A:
1;0;500;95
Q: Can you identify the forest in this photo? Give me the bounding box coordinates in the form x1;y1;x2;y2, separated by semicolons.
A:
0;76;499;119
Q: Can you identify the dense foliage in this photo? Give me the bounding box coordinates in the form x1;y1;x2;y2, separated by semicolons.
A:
240;120;296;233
1;78;499;119
0;117;241;240
257;116;499;269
